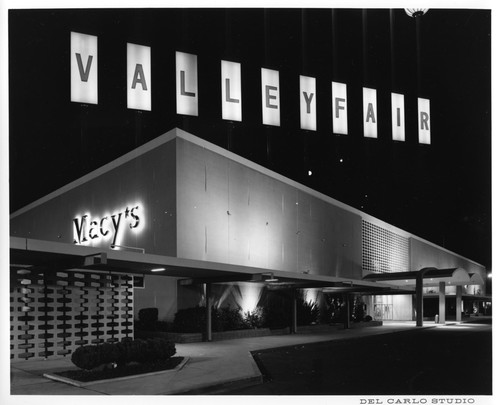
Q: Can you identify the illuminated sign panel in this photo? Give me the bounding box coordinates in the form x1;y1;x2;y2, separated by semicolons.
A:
127;43;151;111
363;87;378;138
418;98;431;144
391;93;405;142
221;60;242;121
261;68;280;126
70;32;98;104
176;51;198;116
332;81;348;135
73;204;143;247
67;34;433;143
300;75;316;131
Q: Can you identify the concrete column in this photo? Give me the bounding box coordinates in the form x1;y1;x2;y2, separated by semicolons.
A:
204;283;212;342
416;274;424;326
456;285;462;322
439;281;446;324
291;289;297;334
344;294;351;329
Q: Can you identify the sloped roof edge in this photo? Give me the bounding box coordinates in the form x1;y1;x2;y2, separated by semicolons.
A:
10;128;181;220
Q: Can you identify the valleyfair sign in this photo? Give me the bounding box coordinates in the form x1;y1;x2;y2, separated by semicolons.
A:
71;31;431;144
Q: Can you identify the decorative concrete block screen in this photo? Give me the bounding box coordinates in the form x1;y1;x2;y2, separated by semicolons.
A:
10;269;134;362
362;220;409;273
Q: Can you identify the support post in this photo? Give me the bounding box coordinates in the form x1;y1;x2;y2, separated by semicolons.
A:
204;283;212;342
291;289;297;334
439;281;446;324
416;273;424;327
456;285;462;322
344;294;351;329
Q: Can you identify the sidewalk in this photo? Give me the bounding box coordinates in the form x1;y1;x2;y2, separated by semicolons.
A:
10;321;440;395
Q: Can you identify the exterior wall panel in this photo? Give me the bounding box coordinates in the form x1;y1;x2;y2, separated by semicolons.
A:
133;275;178;322
10;140;177;257
176;136;362;278
410;237;486;278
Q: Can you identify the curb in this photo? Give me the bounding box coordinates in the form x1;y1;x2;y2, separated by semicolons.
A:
164;374;264;395
43;357;190;388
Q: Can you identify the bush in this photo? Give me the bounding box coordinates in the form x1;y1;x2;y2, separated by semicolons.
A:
243;307;265;329
261;291;320;328
262;292;291;328
297;296;320;326
323;295;344;323
115;339;146;366
352;295;366;322
173;306;207;333
138;307;159;327
71;343;120;370
363;315;373;322
141;338;176;362
173;306;247;333
71;338;176;370
214;306;246;331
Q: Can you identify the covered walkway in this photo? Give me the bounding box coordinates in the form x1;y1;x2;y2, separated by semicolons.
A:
364;267;487;326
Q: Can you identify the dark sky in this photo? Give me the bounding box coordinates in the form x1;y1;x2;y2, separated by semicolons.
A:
8;8;491;270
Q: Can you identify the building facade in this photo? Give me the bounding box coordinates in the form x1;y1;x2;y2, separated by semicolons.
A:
10;128;489;362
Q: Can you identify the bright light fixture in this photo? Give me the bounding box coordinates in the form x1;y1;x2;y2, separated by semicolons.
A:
488;273;492;278
151;268;166;272
405;8;429;18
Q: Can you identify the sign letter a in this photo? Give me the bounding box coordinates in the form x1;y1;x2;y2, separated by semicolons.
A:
132;64;148;90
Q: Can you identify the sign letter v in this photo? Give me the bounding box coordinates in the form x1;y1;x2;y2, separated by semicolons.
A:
75;53;93;82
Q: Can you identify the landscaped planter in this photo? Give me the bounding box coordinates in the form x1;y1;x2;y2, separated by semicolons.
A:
43;357;189;387
136;323;362;342
344;320;383;329
296;324;345;333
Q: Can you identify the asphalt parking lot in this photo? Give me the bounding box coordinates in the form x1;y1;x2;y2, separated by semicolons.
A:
223;319;492;395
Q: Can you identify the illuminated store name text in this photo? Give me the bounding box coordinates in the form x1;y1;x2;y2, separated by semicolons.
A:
73;205;141;246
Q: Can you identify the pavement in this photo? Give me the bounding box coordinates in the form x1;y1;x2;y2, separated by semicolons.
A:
9;319;480;395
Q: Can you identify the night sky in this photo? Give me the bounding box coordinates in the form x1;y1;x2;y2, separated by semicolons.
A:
8;8;491;270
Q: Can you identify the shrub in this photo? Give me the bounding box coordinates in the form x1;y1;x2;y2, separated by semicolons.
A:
71;338;176;370
115;339;144;366
352;295;366;322
262;292;291;328
141;338;176;362
261;291;321;328
214;306;246;331
323;295;344;323
363;315;373;322
138;308;159;323
173;306;207;333
173;306;247;332
71;343;120;370
297;295;320;326
243;307;265;329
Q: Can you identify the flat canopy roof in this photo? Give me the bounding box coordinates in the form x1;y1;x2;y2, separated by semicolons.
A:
363;267;485;287
10;237;413;293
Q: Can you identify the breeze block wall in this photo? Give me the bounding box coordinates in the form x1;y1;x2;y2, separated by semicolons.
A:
10;268;134;362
